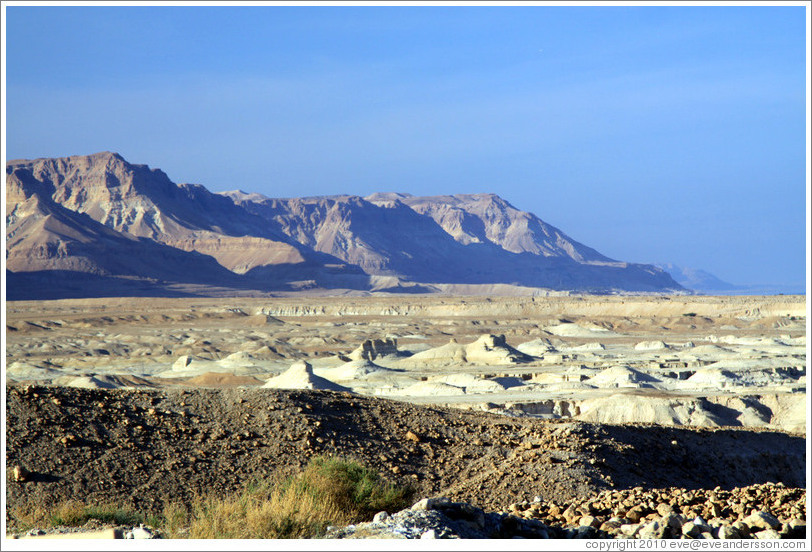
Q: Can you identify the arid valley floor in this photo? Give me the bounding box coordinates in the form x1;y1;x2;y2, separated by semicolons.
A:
4;294;809;539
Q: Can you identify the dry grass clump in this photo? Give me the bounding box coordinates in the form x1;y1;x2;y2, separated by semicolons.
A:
164;455;413;539
8;456;411;539
9;500;144;532
180;479;349;539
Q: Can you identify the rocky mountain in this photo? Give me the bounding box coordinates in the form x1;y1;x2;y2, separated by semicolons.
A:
224;191;680;291
5;166;252;298
6;152;683;298
379;192;612;262
6;152;356;274
6;153;368;298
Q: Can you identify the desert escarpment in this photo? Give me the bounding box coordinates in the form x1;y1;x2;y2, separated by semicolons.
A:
226;189;681;291
7;152;683;298
5;170;242;286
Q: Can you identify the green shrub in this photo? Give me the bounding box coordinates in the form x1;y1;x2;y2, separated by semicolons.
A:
285;455;413;518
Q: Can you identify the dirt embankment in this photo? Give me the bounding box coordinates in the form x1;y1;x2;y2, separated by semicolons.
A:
5;385;807;527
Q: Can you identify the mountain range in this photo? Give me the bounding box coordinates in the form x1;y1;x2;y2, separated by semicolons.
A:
655;263;736;293
655;263;805;296
6;152;683;299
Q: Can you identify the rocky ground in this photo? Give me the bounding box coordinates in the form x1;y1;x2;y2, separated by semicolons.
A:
327;488;807;539
5;384;808;539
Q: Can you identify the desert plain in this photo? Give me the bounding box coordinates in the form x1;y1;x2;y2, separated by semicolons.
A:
6;294;807;429
4;293;809;539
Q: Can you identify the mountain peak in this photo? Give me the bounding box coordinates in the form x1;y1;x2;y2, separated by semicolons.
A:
218;189;270;203
364;192;414;202
88;151;125;161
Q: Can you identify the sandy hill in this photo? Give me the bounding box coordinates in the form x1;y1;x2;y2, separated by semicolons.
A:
7;152;683;299
262;360;350;392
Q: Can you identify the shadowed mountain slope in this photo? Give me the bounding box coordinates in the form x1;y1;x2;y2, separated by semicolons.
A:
225;191;681;291
374;192;612;262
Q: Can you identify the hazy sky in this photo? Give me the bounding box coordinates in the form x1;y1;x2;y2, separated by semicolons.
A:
4;4;808;289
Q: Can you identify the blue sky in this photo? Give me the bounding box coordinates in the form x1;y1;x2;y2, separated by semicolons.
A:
4;4;808;290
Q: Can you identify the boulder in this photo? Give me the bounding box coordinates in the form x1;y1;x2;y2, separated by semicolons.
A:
624;505;647;523
11;465;29;482
743;511;781;531
662;513;684;533
637;520;666;539
682;522;703;538
619;523;641;537
717;525;743;539
411;497;451;511
579;515;600;529
656;503;674;517
754;529;781;539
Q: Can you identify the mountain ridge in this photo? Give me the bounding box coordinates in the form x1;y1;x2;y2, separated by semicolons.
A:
656;263;737;292
5;165;245;291
6;152;684;299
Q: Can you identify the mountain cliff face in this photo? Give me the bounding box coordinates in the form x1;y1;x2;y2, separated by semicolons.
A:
5;166;247;299
6;153;363;288
6;153;683;298
378;193;612;262
224;191;678;291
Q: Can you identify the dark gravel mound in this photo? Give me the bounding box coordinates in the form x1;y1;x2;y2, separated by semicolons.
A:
5;385;806;525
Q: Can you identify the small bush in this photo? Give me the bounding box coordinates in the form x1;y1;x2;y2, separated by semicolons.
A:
285;455;412;518
186;478;345;538
152;502;190;539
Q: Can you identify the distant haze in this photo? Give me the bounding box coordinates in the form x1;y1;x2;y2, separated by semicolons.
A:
4;4;807;290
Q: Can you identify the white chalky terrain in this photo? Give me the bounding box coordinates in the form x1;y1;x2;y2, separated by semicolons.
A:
4;295;806;433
